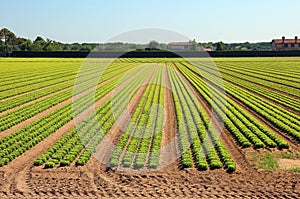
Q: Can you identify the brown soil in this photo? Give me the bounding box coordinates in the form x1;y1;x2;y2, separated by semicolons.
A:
159;65;180;171
278;159;300;170
1;157;300;198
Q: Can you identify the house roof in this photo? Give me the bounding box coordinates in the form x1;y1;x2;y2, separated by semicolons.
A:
169;42;190;46
272;38;300;44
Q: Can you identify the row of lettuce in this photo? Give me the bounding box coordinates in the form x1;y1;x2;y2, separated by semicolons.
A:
109;65;164;169
2;58;298;172
0;63;138;132
33;65;154;168
202;61;299;112
0;64;145;167
167;64;236;172
177;61;299;146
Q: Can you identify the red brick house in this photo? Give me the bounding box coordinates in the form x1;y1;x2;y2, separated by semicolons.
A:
271;36;300;51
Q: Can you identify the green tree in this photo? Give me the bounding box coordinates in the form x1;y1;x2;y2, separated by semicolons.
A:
0;28;17;53
44;40;63;51
31;36;46;51
216;42;226;51
189;39;197;51
148;40;159;49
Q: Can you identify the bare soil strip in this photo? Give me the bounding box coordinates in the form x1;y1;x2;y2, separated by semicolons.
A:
14;155;300;199
159;65;180;171
278;159;300;170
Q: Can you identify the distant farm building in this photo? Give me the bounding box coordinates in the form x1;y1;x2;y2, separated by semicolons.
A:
169;42;191;50
203;46;216;52
271;36;300;51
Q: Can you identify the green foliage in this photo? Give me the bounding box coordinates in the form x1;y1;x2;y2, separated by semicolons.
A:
256;153;279;171
45;161;56;169
288;168;300;173
178;62;292;150
0;61;138;168
215;42;226;51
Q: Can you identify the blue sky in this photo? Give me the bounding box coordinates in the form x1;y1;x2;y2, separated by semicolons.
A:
1;0;299;43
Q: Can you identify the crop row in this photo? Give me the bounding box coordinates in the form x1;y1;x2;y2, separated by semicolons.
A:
168;64;236;172
216;61;300;83
0;64;140;132
184;62;300;142
0;72;120;167
216;62;300;89
0;64;149;167
201;62;300;111
141;67;164;169
0;60;84;87
0;63;137;112
196;63;300;112
109;65;164;169
199;66;300;127
34;65;155;168
176;63;290;149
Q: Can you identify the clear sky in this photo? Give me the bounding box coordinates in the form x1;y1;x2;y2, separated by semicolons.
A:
1;0;299;43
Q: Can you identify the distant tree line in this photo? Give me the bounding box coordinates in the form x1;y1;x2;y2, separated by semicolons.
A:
203;41;271;51
0;28;98;53
0;28;271;54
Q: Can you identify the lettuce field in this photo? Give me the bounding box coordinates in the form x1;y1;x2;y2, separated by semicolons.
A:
0;57;299;198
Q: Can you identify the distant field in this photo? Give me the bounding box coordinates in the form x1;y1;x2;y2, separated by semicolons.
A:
0;57;299;198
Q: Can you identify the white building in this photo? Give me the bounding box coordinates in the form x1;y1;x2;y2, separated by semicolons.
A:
169;42;190;50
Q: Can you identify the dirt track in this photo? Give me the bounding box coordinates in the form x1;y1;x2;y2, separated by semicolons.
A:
1;157;300;198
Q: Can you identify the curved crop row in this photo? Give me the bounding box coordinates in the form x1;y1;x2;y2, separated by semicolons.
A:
177;63;290;149
184;62;300;142
197;63;299;112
